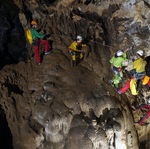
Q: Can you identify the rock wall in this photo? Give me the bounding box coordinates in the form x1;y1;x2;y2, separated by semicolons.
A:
1;0;150;148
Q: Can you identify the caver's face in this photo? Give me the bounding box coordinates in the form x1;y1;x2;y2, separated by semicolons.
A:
33;24;37;28
77;39;82;43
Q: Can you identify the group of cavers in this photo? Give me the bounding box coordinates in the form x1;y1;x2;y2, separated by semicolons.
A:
110;47;150;125
28;20;149;126
27;20;86;66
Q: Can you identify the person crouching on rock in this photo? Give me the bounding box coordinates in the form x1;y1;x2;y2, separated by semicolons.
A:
133;95;150;125
115;50;146;94
68;35;86;66
31;20;51;65
109;50;127;89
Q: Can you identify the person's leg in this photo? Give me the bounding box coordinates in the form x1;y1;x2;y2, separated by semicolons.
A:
69;51;76;61
147;80;150;86
80;52;85;60
119;76;134;93
34;46;40;63
69;50;76;66
114;72;123;88
138;112;149;125
135;104;147;110
40;40;49;52
113;74;119;88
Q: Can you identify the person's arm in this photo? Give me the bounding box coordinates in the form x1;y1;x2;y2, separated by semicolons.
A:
69;41;77;51
33;29;46;39
74;49;81;52
131;56;135;62
122;53;127;61
109;56;114;64
82;43;86;47
131;61;136;74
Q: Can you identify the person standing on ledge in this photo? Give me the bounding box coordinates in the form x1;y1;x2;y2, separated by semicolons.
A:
68;35;86;66
133;95;150;125
31;20;51;65
109;49;127;89
116;50;146;94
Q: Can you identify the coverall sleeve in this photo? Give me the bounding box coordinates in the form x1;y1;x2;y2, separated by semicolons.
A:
132;61;136;70
74;49;82;52
109;56;114;64
122;53;127;61
33;30;46;39
82;44;86;47
69;42;76;51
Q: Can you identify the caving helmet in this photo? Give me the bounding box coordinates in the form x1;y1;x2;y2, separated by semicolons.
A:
117;50;124;57
136;50;144;56
31;21;37;25
76;35;82;41
142;75;150;85
147;98;150;106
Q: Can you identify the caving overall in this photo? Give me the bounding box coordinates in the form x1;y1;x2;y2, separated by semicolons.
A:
110;53;127;88
119;58;146;94
31;27;49;63
135;103;150;125
68;41;86;65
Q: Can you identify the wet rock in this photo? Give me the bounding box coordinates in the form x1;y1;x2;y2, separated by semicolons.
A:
43;82;55;91
2;0;150;149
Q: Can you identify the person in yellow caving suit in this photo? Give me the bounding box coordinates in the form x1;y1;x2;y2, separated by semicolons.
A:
68;35;86;66
115;50;147;94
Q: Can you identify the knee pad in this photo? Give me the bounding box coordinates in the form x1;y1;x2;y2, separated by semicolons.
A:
70;50;76;56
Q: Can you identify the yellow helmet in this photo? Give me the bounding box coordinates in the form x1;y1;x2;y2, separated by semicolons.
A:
31;21;37;25
142;75;150;85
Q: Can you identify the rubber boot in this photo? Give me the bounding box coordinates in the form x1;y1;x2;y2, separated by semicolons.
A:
73;61;76;66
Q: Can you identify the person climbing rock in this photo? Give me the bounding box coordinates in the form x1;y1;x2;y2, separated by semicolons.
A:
133;95;150;125
31;20;51;65
68;35;86;66
109;49;127;89
116;50;146;94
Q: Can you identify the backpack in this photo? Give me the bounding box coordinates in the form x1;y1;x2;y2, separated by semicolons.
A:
26;29;33;44
130;78;139;95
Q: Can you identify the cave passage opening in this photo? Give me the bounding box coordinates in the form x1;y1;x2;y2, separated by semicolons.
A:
0;105;13;149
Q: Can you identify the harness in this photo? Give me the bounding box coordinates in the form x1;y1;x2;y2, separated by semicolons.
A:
134;60;144;80
113;66;122;75
117;67;122;74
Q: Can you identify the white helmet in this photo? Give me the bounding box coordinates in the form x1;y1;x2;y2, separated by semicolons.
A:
147;98;150;105
136;50;144;56
117;50;124;56
76;35;82;41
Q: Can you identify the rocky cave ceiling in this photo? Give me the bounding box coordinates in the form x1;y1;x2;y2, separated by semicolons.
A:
1;0;150;149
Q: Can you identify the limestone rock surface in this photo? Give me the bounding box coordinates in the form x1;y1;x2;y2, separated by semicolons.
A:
2;0;150;148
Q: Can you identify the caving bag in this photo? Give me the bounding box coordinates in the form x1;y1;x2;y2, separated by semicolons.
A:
130;78;139;95
142;75;150;85
26;29;33;44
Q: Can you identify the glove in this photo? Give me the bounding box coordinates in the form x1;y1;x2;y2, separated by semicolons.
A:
77;46;82;50
127;45;132;51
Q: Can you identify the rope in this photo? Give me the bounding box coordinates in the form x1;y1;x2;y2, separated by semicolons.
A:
0;31;133;52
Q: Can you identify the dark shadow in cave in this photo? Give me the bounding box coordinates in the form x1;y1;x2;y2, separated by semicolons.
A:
3;43;19;63
3;83;23;96
72;9;111;63
72;9;111;46
0;20;19;69
84;0;92;5
139;140;147;149
0;105;13;149
0;1;28;70
145;56;150;77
